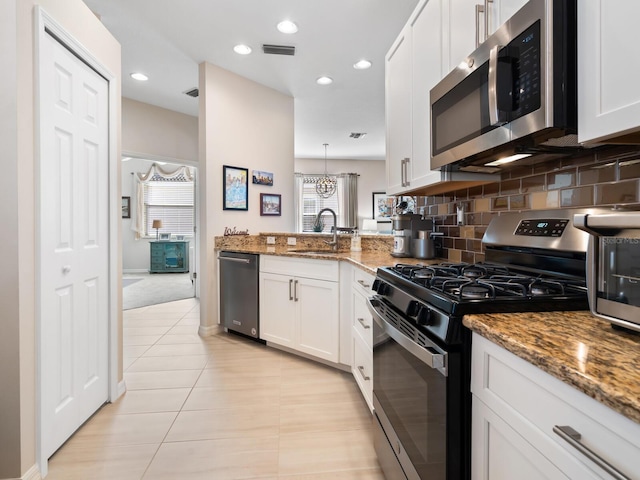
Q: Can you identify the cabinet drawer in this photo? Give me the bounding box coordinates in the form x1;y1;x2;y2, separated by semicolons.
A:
352;289;373;348
352;331;373;411
472;334;640;479
260;255;339;281
352;267;375;296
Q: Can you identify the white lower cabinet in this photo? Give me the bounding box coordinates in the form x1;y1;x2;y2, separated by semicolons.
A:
259;256;339;363
471;333;640;480
351;267;375;411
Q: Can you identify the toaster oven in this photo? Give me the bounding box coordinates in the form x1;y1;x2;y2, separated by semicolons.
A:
574;211;640;332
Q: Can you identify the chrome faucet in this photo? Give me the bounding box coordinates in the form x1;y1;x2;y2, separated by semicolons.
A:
316;208;338;251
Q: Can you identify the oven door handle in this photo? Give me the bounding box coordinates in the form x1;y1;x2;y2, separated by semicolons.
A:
574;212;640;236
367;297;448;377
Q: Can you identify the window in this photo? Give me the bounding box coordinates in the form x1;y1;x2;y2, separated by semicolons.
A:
144;177;194;237
301;180;338;231
295;173;358;233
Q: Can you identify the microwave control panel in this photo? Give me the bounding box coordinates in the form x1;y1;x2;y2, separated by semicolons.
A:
515;219;569;237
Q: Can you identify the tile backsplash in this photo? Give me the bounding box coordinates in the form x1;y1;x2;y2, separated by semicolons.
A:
413;146;640;263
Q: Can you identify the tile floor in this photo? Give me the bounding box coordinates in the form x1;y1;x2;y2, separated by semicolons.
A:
46;298;384;479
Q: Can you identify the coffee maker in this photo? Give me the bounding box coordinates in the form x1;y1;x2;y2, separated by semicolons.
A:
391;213;433;257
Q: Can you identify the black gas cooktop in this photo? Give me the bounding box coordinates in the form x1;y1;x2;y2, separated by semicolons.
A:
375;262;589;317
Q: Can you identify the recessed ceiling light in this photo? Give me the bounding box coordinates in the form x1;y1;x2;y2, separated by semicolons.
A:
130;72;148;81
353;60;372;70
233;44;252;55
277;20;298;34
316;76;333;86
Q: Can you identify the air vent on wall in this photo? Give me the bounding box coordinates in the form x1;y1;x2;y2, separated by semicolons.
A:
183;88;199;98
349;132;367;139
262;44;296;56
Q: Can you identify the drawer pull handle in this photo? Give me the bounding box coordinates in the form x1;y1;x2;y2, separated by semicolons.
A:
357;365;370;381
553;425;630;480
357;279;371;289
357;317;371;329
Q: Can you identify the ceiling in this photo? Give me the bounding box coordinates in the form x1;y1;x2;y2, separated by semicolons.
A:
83;0;420;161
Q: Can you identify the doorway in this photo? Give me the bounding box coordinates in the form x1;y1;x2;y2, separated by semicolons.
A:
121;157;198;309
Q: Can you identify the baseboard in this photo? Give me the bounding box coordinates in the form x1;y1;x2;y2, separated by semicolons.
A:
20;465;41;480
198;324;222;337
123;269;148;274
117;379;126;399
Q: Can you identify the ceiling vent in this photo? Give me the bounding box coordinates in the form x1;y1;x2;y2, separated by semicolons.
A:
349;132;367;139
183;88;199;98
262;44;296;56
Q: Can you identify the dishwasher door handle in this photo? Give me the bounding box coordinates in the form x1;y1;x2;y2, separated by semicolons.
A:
219;256;251;264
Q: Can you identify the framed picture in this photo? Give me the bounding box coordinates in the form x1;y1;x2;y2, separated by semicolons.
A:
373;191;394;221
223;165;248;210
260;193;281;216
121;196;131;219
252;170;274;186
174;235;185;241
159;232;171;241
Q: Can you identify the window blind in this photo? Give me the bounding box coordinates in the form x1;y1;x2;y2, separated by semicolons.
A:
144;180;194;236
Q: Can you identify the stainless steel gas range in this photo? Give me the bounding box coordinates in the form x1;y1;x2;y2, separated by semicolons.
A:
367;208;608;480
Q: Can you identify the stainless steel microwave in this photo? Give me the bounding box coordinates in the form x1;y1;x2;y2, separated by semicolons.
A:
574;211;640;333
430;0;577;172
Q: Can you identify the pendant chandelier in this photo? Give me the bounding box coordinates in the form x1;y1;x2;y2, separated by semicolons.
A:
316;143;337;198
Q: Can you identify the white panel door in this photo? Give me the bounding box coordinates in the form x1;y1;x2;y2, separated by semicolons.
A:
259;272;296;348
296;277;339;363
39;31;109;459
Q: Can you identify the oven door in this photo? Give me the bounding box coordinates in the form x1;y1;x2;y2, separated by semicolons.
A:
368;296;466;480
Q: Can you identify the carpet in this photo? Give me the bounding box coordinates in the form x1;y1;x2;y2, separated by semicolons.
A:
123;278;143;288
122;272;194;310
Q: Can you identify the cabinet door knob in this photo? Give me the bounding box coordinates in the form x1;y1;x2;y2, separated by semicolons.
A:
62;265;71;274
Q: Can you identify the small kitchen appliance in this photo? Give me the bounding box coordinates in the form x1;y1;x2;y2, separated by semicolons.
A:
392;213;433;257
369;208;604;480
574;210;640;333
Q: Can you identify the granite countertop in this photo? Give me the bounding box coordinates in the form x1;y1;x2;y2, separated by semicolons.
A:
216;244;438;275
464;311;640;424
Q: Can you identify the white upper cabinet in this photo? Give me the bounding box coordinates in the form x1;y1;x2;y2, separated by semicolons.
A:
385;27;413;195
446;0;486;73
410;0;446;188
485;0;529;37
578;0;640;143
385;0;448;195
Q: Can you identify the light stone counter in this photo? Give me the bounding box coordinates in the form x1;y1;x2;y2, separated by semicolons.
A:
214;232;440;274
463;311;640;424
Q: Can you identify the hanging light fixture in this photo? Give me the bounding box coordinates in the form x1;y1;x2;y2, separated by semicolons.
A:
316;143;337;198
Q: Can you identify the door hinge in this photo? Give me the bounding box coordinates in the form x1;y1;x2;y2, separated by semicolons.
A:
192;272;197;279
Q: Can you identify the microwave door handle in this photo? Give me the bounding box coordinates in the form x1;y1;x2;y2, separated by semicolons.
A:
488;44;501;126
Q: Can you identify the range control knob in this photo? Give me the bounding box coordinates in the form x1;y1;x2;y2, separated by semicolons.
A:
406;300;421;317
373;279;390;295
416;306;433;326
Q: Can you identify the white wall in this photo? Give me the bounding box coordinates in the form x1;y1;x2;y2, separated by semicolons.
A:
295;157;386;229
199;62;294;332
1;1;121;477
122;97;198;163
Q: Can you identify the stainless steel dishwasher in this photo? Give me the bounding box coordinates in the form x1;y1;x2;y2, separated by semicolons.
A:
219;251;261;340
